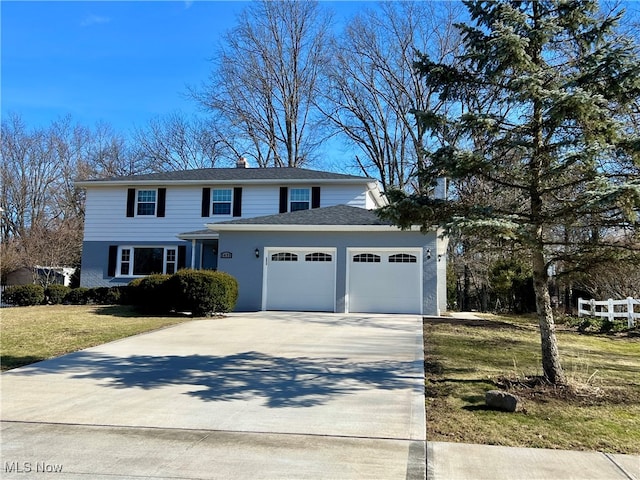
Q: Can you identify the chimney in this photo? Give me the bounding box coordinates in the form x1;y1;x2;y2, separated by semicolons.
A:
236;157;248;168
434;177;448;200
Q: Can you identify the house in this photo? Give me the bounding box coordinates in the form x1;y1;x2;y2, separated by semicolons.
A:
5;266;76;287
76;161;447;315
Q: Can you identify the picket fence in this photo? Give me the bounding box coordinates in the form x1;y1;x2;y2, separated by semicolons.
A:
577;297;639;328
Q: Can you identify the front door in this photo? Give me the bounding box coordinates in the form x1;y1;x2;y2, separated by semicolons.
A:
201;240;218;270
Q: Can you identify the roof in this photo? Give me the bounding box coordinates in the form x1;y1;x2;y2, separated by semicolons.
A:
177;229;219;240
76;167;375;186
218;205;391;226
201;205;419;233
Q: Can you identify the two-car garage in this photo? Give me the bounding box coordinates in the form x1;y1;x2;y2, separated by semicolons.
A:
262;247;423;314
211;205;444;316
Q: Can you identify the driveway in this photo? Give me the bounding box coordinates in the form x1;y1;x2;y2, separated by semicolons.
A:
1;312;425;479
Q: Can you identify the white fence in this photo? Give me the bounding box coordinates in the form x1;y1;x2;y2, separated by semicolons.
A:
578;297;639;328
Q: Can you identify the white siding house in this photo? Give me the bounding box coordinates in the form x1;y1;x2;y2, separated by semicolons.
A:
76;166;447;315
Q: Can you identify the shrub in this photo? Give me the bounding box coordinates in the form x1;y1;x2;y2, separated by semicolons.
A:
45;284;70;304
117;285;137;305
64;287;91;305
3;284;45;306
90;286;124;305
129;274;172;313
107;286;127;304
168;269;238;316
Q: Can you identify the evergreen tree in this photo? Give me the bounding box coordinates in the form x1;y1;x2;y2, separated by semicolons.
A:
380;0;640;385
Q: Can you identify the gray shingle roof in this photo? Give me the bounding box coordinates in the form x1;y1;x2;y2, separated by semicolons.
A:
80;167;372;184
214;205;392;226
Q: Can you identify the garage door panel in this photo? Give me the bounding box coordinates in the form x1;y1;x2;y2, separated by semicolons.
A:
265;249;335;312
348;250;422;314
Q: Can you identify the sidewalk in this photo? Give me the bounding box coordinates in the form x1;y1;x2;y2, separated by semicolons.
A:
428;441;639;479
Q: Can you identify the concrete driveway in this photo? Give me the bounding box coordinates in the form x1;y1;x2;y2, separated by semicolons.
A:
1;312;425;479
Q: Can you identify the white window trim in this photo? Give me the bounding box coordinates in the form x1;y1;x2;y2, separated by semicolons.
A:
211;188;233;216
135;188;158;218
116;245;178;277
289;187;311;212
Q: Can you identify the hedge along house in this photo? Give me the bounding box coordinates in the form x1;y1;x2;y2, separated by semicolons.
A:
76;163;447;315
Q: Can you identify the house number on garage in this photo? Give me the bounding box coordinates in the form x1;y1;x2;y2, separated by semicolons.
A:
220;251;232;259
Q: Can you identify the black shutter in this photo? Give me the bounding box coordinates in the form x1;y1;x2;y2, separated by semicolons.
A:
177;245;187;270
126;189;136;217
107;245;118;277
201;188;211;217
233;187;242;217
157;188;166;217
279;187;288;213
311;186;321;209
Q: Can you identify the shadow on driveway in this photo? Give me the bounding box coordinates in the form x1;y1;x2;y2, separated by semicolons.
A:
9;351;423;408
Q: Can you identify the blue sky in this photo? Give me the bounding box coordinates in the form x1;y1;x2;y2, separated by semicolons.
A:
1;1;369;134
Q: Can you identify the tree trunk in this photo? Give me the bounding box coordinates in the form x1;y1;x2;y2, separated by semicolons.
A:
564;285;572;315
463;264;471;311
532;249;567;385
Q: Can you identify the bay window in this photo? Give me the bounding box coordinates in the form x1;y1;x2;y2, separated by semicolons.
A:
118;246;178;276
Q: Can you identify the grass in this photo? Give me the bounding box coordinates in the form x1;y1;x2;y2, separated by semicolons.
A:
424;313;640;454
0;305;191;371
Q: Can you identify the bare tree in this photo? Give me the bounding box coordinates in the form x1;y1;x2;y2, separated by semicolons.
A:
0;114;140;281
134;113;224;172
320;1;464;190
575;254;640;299
1;114;58;241
193;0;332;167
89;121;144;178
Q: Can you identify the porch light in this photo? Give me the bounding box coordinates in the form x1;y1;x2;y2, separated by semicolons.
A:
255;248;260;258
426;249;431;260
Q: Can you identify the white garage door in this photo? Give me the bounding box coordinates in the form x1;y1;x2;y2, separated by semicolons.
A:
347;249;422;314
264;248;336;312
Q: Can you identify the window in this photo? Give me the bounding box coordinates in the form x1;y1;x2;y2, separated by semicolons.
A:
120;249;131;275
271;252;298;262
118;246;178;276
353;253;381;263
165;249;177;274
212;189;232;215
290;188;310;212
133;248;164;275
137;190;157;216
389;253;417;263
305;252;332;262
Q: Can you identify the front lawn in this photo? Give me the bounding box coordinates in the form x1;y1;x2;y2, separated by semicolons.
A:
0;305;191;371
425;313;640;454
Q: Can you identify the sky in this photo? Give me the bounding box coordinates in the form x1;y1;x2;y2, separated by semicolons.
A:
1;1;370;135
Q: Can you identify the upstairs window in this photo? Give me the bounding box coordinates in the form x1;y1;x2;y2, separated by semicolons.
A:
212;189;232;215
290;188;310;212
137;190;157;216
